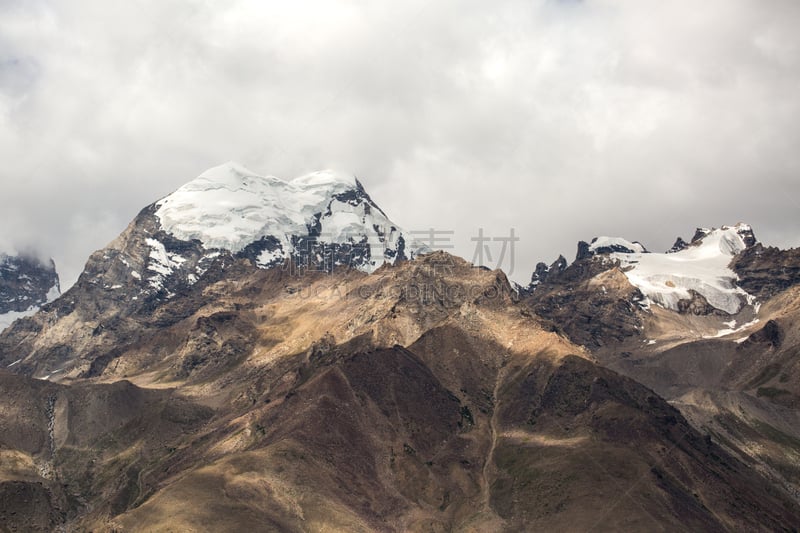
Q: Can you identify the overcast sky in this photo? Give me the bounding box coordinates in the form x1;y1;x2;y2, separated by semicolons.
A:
1;0;799;286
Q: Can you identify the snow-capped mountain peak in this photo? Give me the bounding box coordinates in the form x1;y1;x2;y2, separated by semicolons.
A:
606;223;757;314
156;163;351;252
688;223;755;256
152;162;421;273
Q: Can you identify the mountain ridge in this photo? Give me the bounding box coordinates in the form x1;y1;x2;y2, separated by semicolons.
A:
2;165;800;531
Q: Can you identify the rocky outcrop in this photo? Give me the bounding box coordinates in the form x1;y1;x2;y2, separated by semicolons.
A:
528;255;567;289
740;319;784;349
523;241;646;349
667;236;688;254
732;243;800;300
675;290;720;316
525;270;646;349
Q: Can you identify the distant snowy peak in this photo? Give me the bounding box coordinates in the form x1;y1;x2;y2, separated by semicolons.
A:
578;224;756;260
155;163;359;253
64;162;428;309
0;253;60;332
604;224;757;315
152;162;426;274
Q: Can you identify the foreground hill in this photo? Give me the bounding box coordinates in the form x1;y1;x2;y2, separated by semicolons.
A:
2;254;798;530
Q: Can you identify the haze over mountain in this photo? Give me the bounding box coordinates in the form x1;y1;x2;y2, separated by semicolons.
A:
1;164;799;531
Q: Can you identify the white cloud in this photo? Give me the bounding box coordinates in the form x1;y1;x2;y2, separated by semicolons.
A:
0;0;798;285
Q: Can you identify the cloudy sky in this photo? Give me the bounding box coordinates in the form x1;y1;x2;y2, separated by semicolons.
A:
1;0;798;286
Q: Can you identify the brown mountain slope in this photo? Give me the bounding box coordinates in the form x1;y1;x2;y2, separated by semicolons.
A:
524;264;647;349
0;370;213;532
4;341;798;531
603;284;800;503
1;254;799;530
517;230;800;511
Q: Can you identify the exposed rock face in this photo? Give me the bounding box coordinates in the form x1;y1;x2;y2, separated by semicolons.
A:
732;243;800;300
667;236;688;254
575;237;648;263
575;240;593;262
528;255;567;288
741;318;784;349
523;239;647;349
525;264;646;349
675;290;720;316
736;224;758;247
691;227;712;243
587;237;648;255
0;254;59;315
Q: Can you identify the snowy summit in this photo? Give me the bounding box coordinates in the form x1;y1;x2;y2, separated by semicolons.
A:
606;224;756;314
153;162;425;273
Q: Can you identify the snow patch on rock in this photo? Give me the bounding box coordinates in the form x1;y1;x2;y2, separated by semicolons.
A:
145;238;186;290
0;279;60;333
0;307;38;331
